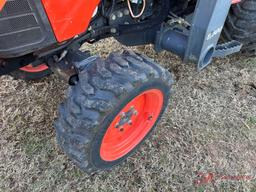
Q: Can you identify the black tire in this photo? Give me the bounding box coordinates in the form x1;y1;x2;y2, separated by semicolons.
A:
55;50;173;174
10;67;52;81
223;0;256;55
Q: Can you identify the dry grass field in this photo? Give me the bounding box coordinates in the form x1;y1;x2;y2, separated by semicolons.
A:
0;39;256;192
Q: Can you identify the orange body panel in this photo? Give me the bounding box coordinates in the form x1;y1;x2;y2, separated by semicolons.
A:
0;0;6;11
231;0;241;4
41;0;100;42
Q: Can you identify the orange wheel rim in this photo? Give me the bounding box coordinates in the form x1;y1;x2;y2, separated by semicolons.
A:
20;64;48;73
100;89;164;161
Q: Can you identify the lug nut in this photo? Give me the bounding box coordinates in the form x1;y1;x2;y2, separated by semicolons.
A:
120;112;126;118
130;106;138;116
128;120;132;125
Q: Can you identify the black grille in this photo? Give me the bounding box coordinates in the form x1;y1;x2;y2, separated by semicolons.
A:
0;0;31;17
0;0;56;58
0;14;38;34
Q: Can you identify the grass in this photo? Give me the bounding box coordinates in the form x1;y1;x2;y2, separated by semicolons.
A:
249;117;256;125
21;130;54;157
0;38;256;192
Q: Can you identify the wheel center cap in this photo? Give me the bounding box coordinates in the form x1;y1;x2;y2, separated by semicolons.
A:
115;106;138;131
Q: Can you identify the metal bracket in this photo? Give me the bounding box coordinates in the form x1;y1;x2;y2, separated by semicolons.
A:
48;50;95;85
184;0;233;70
154;0;242;70
213;40;242;58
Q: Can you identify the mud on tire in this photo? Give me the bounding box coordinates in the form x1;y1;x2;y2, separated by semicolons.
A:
55;50;173;173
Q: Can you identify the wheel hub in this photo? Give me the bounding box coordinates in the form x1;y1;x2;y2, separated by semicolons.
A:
20;64;48;73
115;106;138;131
100;89;164;161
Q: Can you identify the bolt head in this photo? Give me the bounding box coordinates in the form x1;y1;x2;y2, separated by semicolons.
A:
110;28;117;33
128;120;132;125
120;112;126;118
124;9;130;16
130;106;138;115
111;14;116;20
117;11;123;18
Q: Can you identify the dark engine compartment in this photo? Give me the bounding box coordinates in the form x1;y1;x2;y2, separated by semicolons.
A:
0;0;195;58
0;0;196;76
95;0;196;46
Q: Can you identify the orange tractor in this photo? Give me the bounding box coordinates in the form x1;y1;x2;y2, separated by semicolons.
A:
0;0;254;173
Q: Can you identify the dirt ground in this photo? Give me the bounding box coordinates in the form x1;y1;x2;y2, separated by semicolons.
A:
0;39;256;192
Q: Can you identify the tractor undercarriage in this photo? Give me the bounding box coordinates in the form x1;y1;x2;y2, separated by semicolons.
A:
1;0;253;174
0;0;242;80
